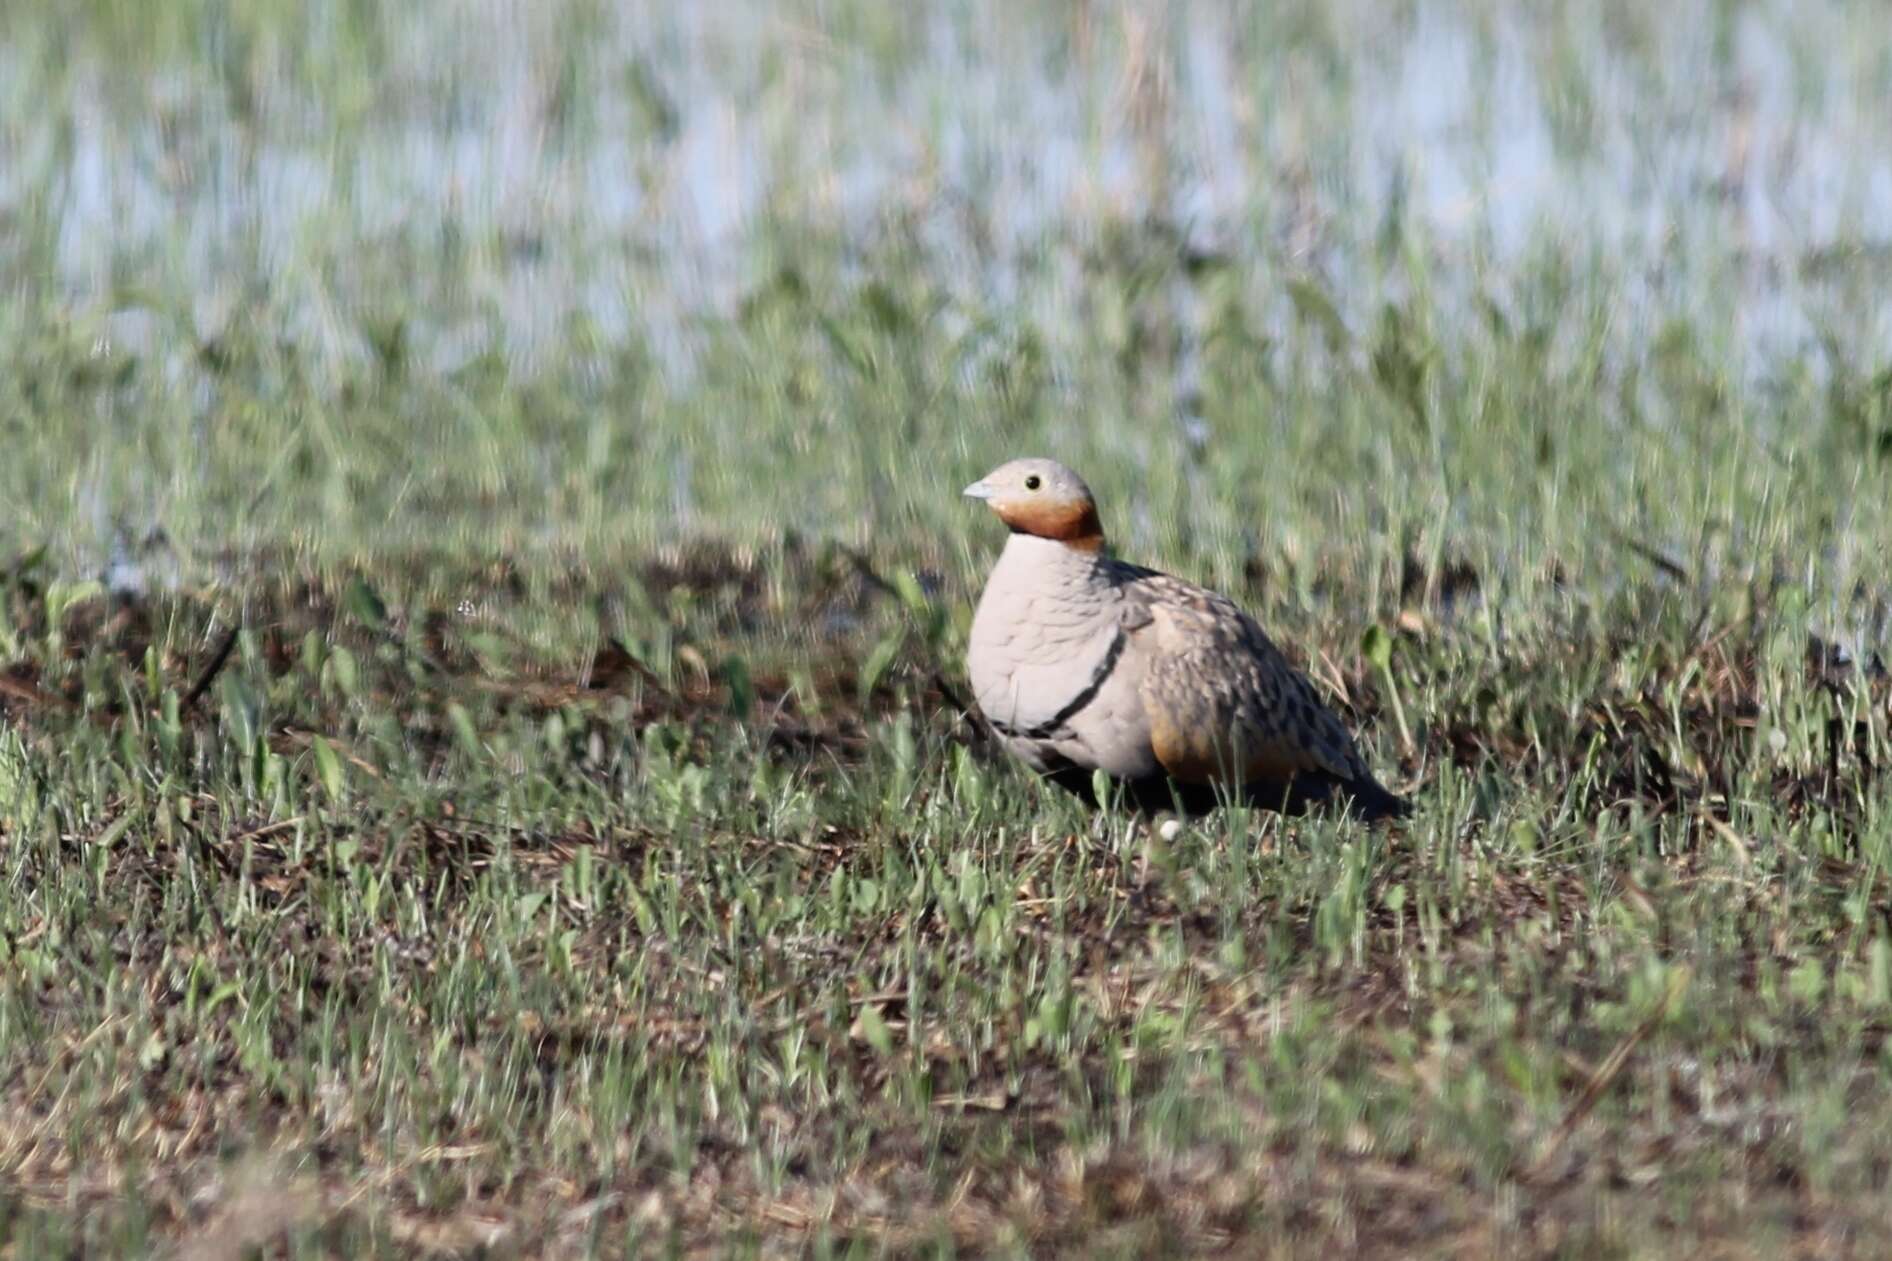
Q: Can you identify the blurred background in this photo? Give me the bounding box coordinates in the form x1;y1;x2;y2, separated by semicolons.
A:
2;0;1888;611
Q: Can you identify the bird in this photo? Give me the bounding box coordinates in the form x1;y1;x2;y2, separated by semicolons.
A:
962;457;1409;822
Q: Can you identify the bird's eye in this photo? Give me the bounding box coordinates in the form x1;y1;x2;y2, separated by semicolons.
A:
1024;475;1042;491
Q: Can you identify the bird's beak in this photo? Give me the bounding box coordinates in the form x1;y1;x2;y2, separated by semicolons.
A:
962;480;994;501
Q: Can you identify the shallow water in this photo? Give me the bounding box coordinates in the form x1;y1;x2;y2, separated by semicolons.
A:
4;1;1888;386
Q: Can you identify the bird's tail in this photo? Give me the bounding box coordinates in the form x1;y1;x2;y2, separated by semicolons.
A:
1344;775;1412;823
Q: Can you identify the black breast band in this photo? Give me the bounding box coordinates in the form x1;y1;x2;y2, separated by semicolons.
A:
989;626;1128;742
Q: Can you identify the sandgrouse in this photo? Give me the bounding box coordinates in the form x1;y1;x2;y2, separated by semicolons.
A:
964;458;1408;821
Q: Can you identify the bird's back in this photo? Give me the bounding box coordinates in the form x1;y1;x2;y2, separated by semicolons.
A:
1106;559;1407;817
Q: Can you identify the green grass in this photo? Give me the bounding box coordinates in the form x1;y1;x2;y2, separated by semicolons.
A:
4;1;1892;1256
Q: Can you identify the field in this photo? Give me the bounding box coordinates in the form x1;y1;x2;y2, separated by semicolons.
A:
4;1;1892;1256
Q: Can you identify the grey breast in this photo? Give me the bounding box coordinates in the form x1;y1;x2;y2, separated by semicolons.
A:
968;552;1158;780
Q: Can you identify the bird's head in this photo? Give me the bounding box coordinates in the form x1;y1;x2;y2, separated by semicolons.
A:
963;458;1103;550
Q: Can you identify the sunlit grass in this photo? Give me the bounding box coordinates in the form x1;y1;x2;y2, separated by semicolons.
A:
1;0;1891;1256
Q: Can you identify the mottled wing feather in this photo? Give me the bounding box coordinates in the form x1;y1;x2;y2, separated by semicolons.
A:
1118;566;1368;788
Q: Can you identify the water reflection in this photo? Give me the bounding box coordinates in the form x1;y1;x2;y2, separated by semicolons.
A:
2;1;1887;382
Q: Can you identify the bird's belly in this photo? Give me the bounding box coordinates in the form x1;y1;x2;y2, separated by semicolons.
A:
1002;730;1156;782
985;645;1158;782
1057;661;1158;779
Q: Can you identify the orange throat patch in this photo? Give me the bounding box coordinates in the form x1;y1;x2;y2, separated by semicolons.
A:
998;498;1105;550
